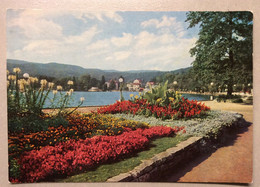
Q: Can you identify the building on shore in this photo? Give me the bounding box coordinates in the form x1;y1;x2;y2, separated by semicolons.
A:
105;79;119;90
88;87;102;92
127;79;144;91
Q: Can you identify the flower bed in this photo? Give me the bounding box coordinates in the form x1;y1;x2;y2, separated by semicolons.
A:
111;110;241;138
14;126;183;183
8;113;150;158
97;98;210;120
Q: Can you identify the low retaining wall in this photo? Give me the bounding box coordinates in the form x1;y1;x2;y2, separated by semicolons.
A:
107;112;245;182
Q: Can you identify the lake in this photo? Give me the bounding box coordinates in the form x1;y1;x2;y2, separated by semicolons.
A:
44;91;210;108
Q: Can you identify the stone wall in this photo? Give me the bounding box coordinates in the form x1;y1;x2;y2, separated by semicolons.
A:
107;113;245;182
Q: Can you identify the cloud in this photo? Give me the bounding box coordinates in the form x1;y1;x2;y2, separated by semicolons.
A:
7;11;197;71
84;30;196;71
141;15;186;37
83;12;123;23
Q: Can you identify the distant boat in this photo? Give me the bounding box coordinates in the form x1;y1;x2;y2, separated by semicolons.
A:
88;87;102;92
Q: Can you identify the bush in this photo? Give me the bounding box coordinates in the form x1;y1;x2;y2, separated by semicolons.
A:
216;94;243;103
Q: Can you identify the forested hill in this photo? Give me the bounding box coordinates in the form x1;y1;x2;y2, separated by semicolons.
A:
7;59;191;82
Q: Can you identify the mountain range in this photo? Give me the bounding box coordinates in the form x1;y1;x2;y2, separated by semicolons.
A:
7;59;191;83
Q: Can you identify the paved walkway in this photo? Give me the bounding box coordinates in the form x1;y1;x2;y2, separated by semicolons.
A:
161;101;253;183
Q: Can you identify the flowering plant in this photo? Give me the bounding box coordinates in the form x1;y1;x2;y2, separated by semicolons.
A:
7;68;85;133
98;97;210;120
8;113;150;158
14;126;183;183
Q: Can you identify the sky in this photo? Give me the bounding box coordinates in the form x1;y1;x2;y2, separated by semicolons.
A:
6;10;200;71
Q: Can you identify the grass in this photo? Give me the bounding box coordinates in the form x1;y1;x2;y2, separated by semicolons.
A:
56;134;189;182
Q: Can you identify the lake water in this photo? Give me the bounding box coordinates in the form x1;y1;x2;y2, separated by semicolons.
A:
44;91;210;108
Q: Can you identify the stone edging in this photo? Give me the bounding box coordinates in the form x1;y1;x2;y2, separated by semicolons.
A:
107;112;245;182
107;136;202;182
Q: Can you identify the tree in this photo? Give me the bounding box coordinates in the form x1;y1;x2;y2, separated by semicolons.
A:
186;11;253;96
108;80;116;91
100;75;106;90
79;74;91;91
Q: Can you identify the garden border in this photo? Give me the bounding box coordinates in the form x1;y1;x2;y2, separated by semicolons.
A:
107;112;246;182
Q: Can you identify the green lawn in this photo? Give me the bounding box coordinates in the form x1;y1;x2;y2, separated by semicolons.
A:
57;135;189;182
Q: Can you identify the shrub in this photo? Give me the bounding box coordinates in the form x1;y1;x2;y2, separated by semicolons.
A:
216;94;243;103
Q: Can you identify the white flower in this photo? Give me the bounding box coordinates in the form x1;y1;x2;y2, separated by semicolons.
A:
23;73;29;79
67;80;74;85
66;91;71;96
210;82;214;86
80;97;85;102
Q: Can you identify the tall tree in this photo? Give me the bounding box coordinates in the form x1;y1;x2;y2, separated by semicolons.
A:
186;11;253;95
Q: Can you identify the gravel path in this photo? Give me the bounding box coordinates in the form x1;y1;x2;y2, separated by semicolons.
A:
161;101;253;183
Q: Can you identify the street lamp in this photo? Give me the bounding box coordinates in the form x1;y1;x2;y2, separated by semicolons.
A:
210;82;214;100
119;78;124;101
23;73;29;79
173;81;178;91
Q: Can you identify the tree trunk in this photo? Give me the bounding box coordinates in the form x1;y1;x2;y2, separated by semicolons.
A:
227;83;233;96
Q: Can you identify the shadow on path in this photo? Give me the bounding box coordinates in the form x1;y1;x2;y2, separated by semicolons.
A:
159;120;252;182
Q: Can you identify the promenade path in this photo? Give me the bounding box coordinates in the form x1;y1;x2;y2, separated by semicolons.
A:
160;101;253;183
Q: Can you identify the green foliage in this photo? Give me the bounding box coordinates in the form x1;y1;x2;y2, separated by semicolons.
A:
140;81;181;107
9;159;21;180
57;135;189;182
7;68;83;134
216;94;243;103
186;11;253;96
7;59;165;86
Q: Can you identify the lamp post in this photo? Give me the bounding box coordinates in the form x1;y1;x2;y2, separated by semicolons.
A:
210;82;214;100
119;77;124;101
173;81;177;91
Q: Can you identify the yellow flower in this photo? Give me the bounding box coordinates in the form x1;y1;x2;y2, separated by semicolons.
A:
13;67;21;73
6;70;9;75
69;88;74;94
134;95;139;99
48;82;54;89
130;94;134;97
67;80;74;85
28;77;38;84
53;90;58;95
169;97;174;102
40;79;48;87
139;92;142;96
8;75;16;81
156;98;162;103
176;91;179;94
57;85;63;91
